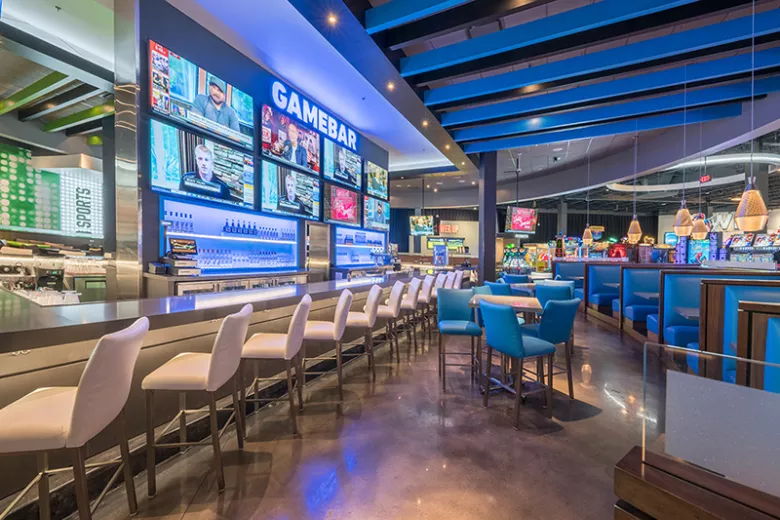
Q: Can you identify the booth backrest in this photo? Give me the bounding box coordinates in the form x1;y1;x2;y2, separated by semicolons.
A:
765;318;780;394
622;269;660;310
553;262;585;287
587;264;621;300
735;302;780;393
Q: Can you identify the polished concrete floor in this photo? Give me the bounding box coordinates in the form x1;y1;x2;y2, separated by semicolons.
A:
91;315;661;520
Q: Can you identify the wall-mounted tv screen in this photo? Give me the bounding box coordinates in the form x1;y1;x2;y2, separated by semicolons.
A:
364;196;389;232
150;119;255;209
260;161;320;220
0;143;104;239
323;138;361;190
261;104;320;175
410;215;434;236
506;207;537;233
365;161;388;200
149;41;254;150
323;183;360;227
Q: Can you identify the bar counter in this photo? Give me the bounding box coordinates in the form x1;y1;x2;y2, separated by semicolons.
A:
0;273;412;502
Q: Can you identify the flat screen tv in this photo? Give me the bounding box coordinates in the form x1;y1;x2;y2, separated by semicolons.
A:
663;232;679;247
149;41;254;150
323;183;360;227
323;138;361;190
506;207;537;233
260;161;320;221
365;161;388;200
150;119;255;209
363;196;389;232
410;215;434;236
261;104;321;175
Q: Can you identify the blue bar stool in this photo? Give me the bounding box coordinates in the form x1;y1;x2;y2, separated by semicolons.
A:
437;288;483;391
480;300;557;424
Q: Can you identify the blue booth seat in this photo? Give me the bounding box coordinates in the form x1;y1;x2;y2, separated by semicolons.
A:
764;318;780;394
624;305;658;322
621;269;660;325
553;262;585;287
587;264;620;309
612;299;620;314
590;292;619;306
664;325;699;348
574;288;585;300
686;342;700;374
646;314;659;335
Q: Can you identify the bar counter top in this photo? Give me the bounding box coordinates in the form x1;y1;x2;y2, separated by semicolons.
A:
0;274;411;353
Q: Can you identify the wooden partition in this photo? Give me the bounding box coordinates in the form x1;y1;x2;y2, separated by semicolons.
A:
737;301;780;389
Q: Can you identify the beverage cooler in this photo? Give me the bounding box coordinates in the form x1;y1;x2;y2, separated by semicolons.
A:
330;226;388;280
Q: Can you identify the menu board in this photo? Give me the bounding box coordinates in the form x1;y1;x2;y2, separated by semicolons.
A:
0;143;104;239
261;104;320;175
149;41;254;150
323;138;361;190
363;196;389;231
323;183;360;227
260;161;320;220
365;161;388;200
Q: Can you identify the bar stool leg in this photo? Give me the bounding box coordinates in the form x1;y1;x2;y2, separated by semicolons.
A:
239;361;247;437
336;341;344;402
252;361;260;413
483;346;493;408
145;390;156;497
296;353;304;411
546;353;554;418
393;319;400;362
514;358;523;429
70;446;91;520
366;330;376;381
178;392;186;453
285;360;298;436
565;340;574;399
37;453;51;520
117;409;138;515
441;335;447;391
231;377;245;449
208;393;225;492
412;312;418;352
470;337;475;380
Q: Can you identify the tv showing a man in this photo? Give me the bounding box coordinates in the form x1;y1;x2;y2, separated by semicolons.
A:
278;172;302;213
192;76;240;132
283;123;308;168
179;145;231;200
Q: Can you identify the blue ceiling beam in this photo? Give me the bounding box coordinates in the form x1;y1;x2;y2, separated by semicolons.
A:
454;76;780;142
425;9;780;107
401;0;696;77
463;103;742;153
365;0;472;35
442;48;780;127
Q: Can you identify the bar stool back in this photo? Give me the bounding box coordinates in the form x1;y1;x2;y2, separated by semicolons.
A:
377;281;405;362
142;304;252;496
401;277;423;352
302;289;354;405
454;270;464;289
417;275;436;341
346;285;383;380
0;317;149;520
241;295;312;436
444;271;457;289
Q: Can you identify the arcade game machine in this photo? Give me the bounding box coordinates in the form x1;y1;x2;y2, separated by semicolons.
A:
501;243;517;272
676;232;724;264
589;242;610;259
608;242;628;259
564;236;582;258
726;233;755;263
726;232;779;264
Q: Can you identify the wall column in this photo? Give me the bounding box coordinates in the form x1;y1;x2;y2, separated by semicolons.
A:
557;201;568;236
478;152;497;283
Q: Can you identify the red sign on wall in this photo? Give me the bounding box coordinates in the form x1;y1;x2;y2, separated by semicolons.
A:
439;223;459;234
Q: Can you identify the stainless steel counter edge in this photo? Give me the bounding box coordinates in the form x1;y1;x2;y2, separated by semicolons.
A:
1;274;413;353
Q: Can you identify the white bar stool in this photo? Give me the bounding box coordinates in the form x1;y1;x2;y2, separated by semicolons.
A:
301;290;353;406
240;295;312;437
416;275;435;342
0;318;149;520
400;277;423;352
377;281;405;363
444;271;457;289
345;285;383;381
454;270;464;289
430;273;447;321
142;304;252;495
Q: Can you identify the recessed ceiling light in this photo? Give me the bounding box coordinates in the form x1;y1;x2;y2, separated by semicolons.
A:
434;188;438;193
436;181;443;185
422;120;429;128
387;81;395;91
445;144;450;150
426;185;430;188
400;177;404;180
327;13;337;25
459;180;465;183
461;161;466;165
471;181;476;185
553;147;564;152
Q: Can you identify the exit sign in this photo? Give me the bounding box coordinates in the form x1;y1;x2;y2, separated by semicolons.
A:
700;174;711;183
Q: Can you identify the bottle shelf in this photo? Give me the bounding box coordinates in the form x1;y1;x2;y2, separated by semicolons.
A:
168;231;296;245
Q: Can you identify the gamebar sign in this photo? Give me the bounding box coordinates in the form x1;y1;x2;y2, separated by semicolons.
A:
271;81;358;153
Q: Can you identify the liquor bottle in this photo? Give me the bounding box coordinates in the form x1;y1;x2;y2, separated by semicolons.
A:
252;223;258;235
224;219;229;233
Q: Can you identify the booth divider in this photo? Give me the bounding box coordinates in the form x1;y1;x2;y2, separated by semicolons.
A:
737;301;780;391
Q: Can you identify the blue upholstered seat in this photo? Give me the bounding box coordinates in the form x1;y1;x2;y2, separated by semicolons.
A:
472;286;492;328
664;325;699;348
624;304;658;322
537;284;572;308
484;280;512;296
437;289;482;338
537;280;575;298
646;314;659;334
520;336;557;357
612;299;620;313
480;301;555;359
686;342;700;374
520;323;539;335
439;320;483;336
502;274;529;284
590;292;618;306
520;299;580;349
574;288;584;300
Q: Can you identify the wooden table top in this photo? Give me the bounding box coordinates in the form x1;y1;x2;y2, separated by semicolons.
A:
674;306;700;320
469;294;543;313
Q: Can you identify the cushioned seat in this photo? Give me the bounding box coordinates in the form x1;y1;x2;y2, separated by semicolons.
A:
686;342;701;374
519;323;539;336
142;352;211;391
574;288;584;300
0;387;78;453
664;325;699;347
612;299;621;313
624;304;658;322
304;321;338;341
502;274;529;284
522;336;557;357
439;320;482;336
646;314;659;334
590;292;618;305
242;333;288;359
346;311;371;328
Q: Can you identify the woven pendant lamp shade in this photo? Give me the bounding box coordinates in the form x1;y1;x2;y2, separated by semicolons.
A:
674;202;693;237
691;216;709;240
582;226;593;246
735;178;769;232
627;216;642;244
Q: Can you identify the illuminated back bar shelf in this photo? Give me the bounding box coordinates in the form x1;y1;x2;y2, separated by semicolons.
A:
162;199;298;273
334;226;386;267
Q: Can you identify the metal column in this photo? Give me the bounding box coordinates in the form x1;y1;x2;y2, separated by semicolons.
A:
478;152;497;283
557;201;568;236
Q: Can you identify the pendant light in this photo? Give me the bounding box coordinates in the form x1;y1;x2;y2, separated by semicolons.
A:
691;123;709;240
674;66;693;237
627;131;642;244
582;139;594;246
735;0;769;232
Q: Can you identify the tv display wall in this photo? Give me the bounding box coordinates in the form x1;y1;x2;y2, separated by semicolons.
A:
365;161;388;201
323;138;361;190
149;41;254;150
261;104;321;175
364;196;389;232
149;119;255;209
260;161;320;221
324;182;360;227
